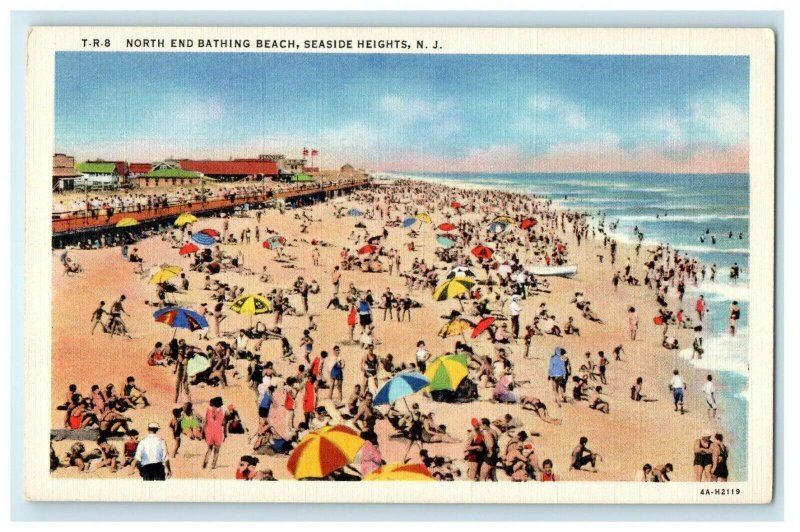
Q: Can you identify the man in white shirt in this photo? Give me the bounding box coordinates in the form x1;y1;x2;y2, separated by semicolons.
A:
510;295;522;338
415;340;430;373
702;374;717;419
132;422;171;480
669;369;685;414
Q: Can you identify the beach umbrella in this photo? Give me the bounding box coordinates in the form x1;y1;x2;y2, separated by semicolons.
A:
174;212;197;227
445;266;477;279
153;306;208;332
347;208;363;217
437;222;456;232
424;353;469;392
432;276;476;301
191;232;216;246
179;243;199;256
148;265;182;284
187;354;211;377
230;294;272;315
262;235;286;250
358;244;378;255
436;236;455;249
363;463;434;481
489;222;508;233
287;425;365;479
373;372;430;406
415;213;432;224
471;316;496;339
520;218;537;229
402;217;418;228
471;245;494;261
198;228;220;238
115;217;139;228
438;317;475;338
450;202;462;209
492;215;515;225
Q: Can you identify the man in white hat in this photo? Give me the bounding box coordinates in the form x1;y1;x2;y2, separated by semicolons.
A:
131;422;171;480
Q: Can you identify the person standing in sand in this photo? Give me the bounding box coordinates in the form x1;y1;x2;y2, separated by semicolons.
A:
703;374;717;419
203;396;226;470
331;266;341;295
627;306;638;340
173;347;192;403
669;369;685;414
693;431;714;481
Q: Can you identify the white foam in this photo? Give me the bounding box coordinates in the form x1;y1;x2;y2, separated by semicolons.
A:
677;328;750;377
686;281;750;303
614;214;749;223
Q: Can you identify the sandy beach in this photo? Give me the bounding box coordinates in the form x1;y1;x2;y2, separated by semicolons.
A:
50;178;734;482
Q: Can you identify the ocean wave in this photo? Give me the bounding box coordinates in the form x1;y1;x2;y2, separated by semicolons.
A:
677;328;749;377
613;214;749;223
686;281;750;303
672;245;749;255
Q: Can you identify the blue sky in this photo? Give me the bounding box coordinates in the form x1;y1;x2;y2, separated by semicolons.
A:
55;52;749;173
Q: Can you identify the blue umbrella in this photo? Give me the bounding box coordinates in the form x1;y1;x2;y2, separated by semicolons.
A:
153;306;209;335
436;235;455;249
373;372;430;406
489;222;508;233
191;232;216;246
402;217;418;228
347;208;363;217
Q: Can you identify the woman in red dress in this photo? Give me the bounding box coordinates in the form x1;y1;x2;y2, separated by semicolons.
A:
203;396;226;469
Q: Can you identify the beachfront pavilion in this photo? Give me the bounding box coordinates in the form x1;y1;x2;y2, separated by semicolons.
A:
138;163;204;188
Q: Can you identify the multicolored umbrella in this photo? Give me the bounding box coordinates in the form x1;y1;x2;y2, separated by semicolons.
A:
438;317;475;338
363;463;435;481
489;222;508;233
358;244;378;255
153;306;208;331
148;265;182;284
262;235;286;250
191;232;216;246
471;316;496;339
198;228;220;238
432;276;476;301
402;217;418;228
492;215;515;225
424;353;469;392
373;372;430;406
229;294;272;315
520;218;537;229
174;212;197;227
179;243;199;256
287;425;365;479
347;208;364;217
471;245;494;261
115;217;139;228
446;266;476;279
187;354;211;377
437;222;456;232
436;236;455;249
415;213;432;224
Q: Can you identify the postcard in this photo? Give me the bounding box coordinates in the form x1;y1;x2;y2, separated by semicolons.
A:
25;26;775;503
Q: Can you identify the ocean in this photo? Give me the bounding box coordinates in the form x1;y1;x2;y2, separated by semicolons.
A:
387;171;750;479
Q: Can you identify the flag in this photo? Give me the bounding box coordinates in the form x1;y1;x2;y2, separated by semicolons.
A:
311;149;319;156
302;147;309;156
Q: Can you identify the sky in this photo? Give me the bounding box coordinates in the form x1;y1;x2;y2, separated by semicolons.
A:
55;52;749;173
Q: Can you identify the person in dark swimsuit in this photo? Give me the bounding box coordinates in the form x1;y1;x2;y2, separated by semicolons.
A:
712;433;729;482
464;421;486;481
693;432;714;481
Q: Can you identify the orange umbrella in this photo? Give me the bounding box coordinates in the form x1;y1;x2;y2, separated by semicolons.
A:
179;243;199;256
358;244;378;255
437;222;456;232
471;245;494;261
287;425;365;479
520;218;537;229
472;316;496;339
363;462;435;481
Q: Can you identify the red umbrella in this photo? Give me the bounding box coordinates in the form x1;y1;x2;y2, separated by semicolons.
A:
358;244;378;255
437;222;456;232
471;245;494;260
199;228;220;238
179;243;199;256
520;218;537;229
472;317;496;339
450;202;462;209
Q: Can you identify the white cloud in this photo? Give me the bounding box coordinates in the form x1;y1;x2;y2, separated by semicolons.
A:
690;97;748;144
526;94;588;131
641;109;684;143
378;95;455;124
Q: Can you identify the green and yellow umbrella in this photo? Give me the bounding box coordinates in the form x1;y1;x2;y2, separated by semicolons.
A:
287;425;365;479
229;294;272;315
174;212;197;227
148;265;182;285
438;317;475;338
432;276;476;301
492;215;515;225
415;213;432;224
115;217;139;228
424;353;469;392
363;463;435;481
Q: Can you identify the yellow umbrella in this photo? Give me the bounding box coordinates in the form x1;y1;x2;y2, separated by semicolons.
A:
287;425;365;479
363;463;435;481
115;217;139;228
148;265;182;284
229;294;272;315
492;215;514;224
174;212;197;227
438;317;475;338
432;276;476;301
415;213;432;224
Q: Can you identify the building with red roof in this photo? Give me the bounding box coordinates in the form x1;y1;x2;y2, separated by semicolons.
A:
178;159;278;181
